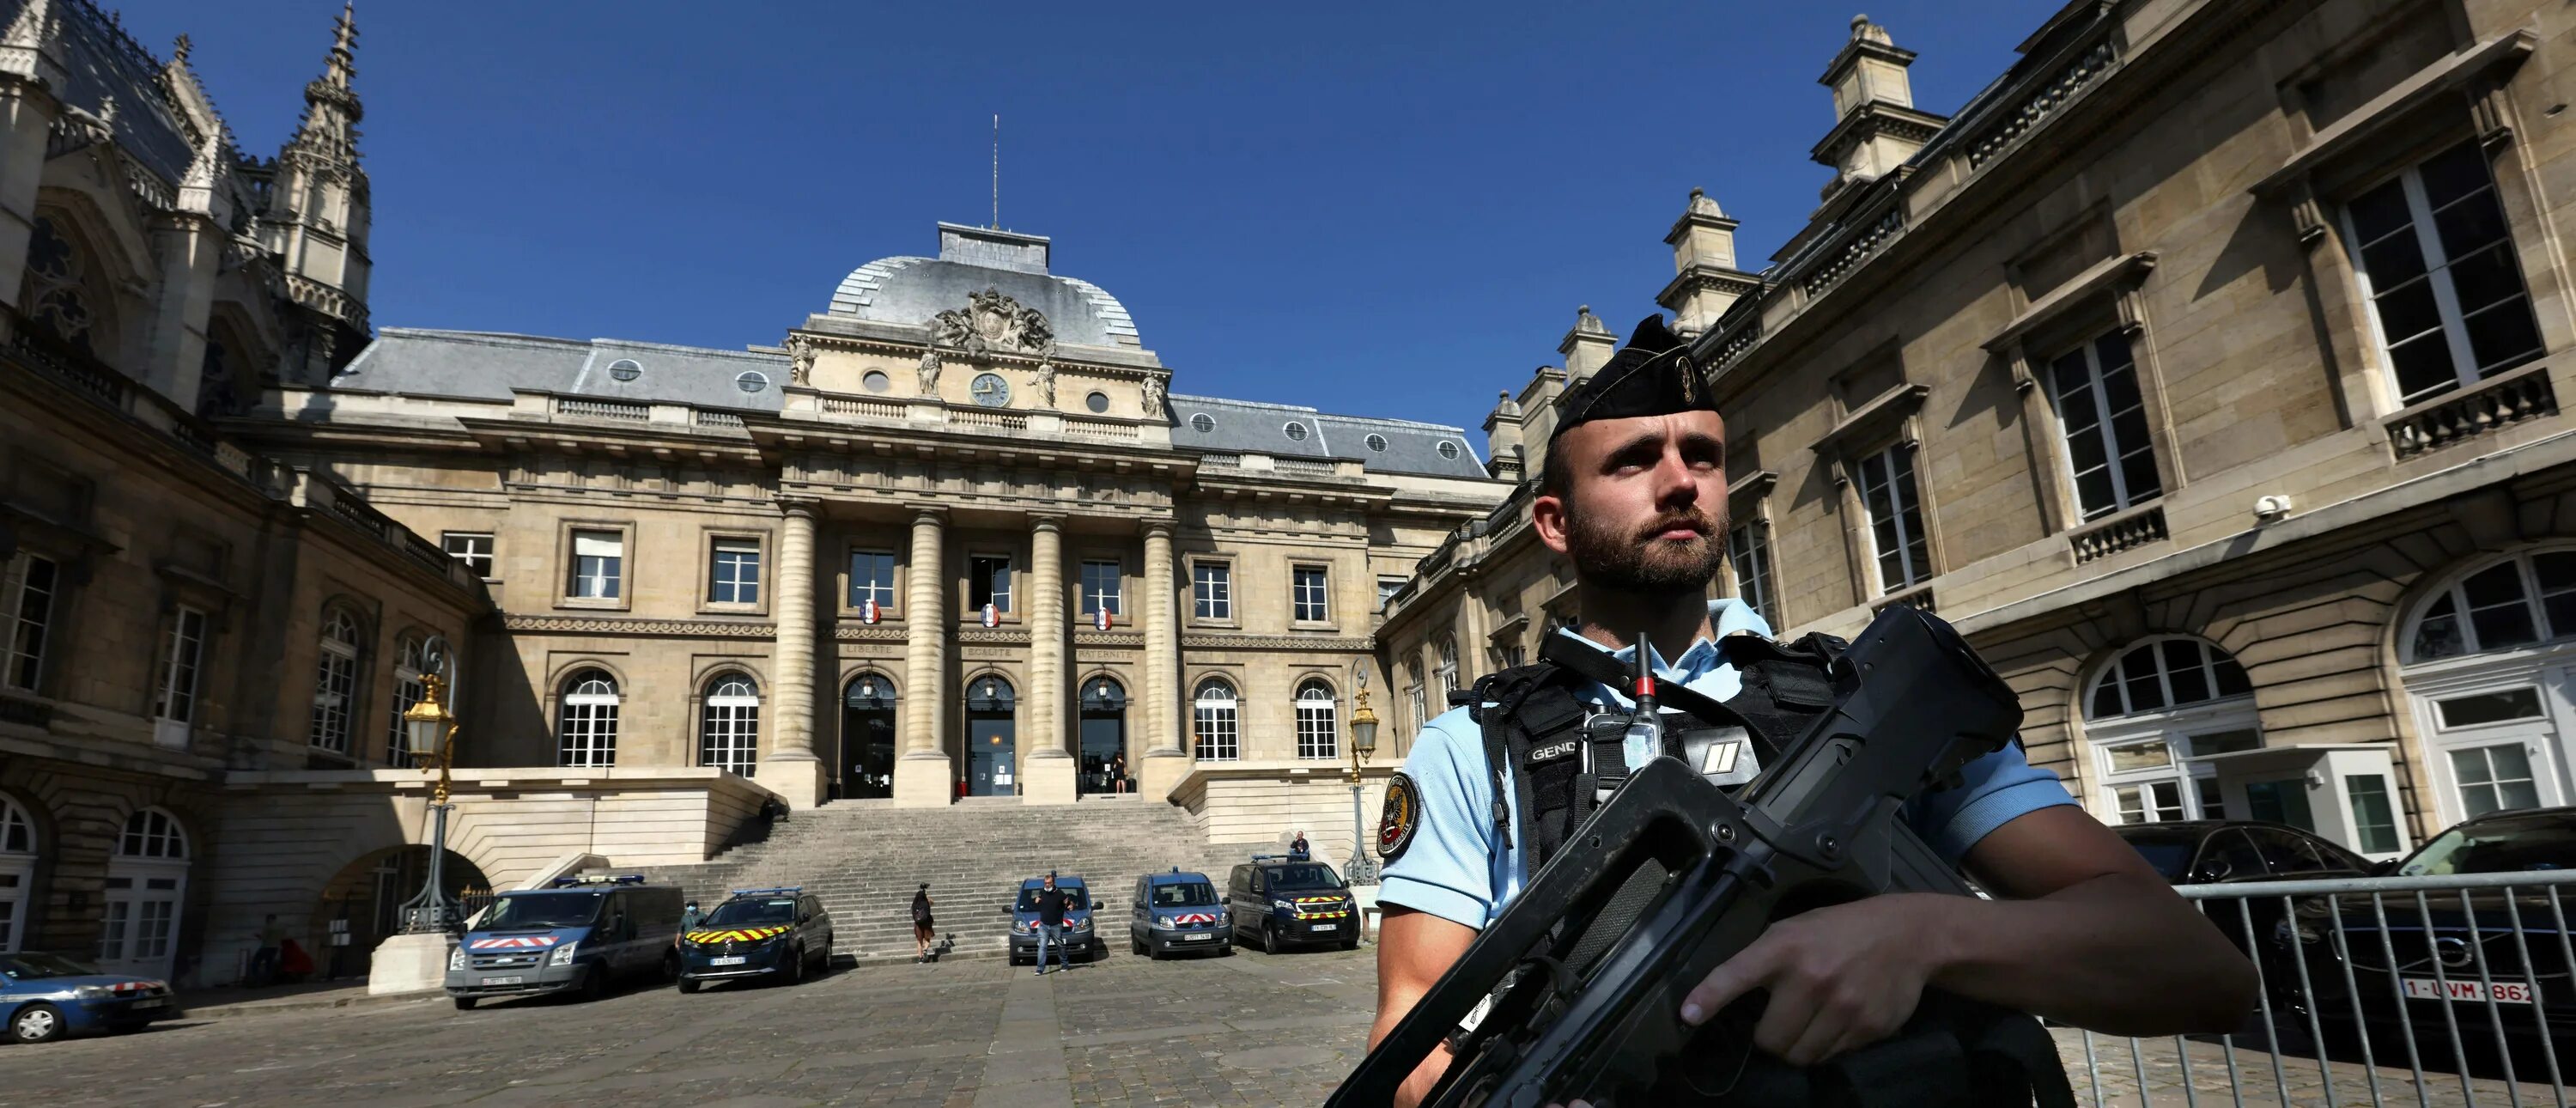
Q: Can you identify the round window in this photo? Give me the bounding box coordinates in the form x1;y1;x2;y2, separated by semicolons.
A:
606;358;641;382
1085;391;1109;413
1365;433;1388;453
736;371;769;393
1285;422;1309;441
1437;441;1461;460
863;370;891;393
1190;413;1215;433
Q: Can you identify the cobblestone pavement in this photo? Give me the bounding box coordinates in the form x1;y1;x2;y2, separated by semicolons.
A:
2056;1027;2569;1106
8;944;2565;1106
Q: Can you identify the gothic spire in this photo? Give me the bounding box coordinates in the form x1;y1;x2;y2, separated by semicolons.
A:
288;3;362;162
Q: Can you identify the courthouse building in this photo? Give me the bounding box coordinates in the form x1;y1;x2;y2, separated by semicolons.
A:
0;0;1502;984
1391;0;2576;865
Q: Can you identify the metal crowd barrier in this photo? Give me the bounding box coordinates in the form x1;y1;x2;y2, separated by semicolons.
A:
2063;870;2576;1107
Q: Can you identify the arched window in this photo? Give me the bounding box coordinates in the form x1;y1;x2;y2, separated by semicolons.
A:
2405;549;2576;662
558;669;621;768
386;636;428;768
0;793;36;953
2397;549;2576;822
1193;678;1240;762
1295;679;1339;759
701;673;760;777
1437;637;1460;708
100;808;187;976
308;608;362;754
2081;637;2260;825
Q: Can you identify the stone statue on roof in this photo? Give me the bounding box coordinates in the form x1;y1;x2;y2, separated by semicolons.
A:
918;347;942;393
1033;361;1056;406
784;334;816;387
1141;374;1165;415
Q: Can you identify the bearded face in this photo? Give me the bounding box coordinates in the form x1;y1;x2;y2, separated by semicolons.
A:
1564;490;1725;594
1539;411;1731;598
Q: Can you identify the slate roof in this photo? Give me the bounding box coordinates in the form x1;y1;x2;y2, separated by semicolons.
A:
9;0;201;186
823;257;1145;350
1167;393;1487;479
332;328;789;413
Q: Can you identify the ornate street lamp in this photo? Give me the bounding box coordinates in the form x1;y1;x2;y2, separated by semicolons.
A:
1346;658;1382;885
395;636;461;934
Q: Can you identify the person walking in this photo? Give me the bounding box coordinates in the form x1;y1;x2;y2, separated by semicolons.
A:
1032;873;1070;976
911;883;937;963
1109;752;1129;794
677;900;702;948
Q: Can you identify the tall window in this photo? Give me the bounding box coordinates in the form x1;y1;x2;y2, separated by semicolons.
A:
1295;680;1338;759
558;669;620;767
1728;521;1777;629
0;793;33;953
701;674;759;776
1079;560;1122;617
969;555;1012;613
1292;565;1330;623
1857;443;1931;594
849;551;896;612
2045;331;2161;521
151;606;208;737
1192;678;1240;762
2407;549;2576;661
1437;637;1460;707
385;636;428;768
441;533;495;578
570;530;623;600
1193;562;1232;620
709;538;762;605
2084;637;2259;825
308;609;361;754
2345;140;2544;406
99;809;185;974
1407;682;1428;734
4;553;58;691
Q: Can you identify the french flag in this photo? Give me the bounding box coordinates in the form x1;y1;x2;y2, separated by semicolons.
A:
982;603;1000;628
862;598;881;624
1095;607;1112;631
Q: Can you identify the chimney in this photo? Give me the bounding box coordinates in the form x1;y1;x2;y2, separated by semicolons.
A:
1482;390;1525;481
1558;306;1616;380
1657;188;1759;338
1812;15;1948;199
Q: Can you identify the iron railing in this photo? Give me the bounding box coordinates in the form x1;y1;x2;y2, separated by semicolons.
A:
2063;870;2576;1106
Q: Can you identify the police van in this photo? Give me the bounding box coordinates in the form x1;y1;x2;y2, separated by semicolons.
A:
677;886;834;991
1128;868;1230;959
1226;856;1360;954
445;874;683;1010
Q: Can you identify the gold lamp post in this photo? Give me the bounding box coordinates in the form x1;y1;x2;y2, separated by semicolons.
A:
395;637;461;933
1346;659;1382;884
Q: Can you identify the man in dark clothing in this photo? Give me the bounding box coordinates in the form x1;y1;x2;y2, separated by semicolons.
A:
912;884;936;963
1032;873;1070;976
1290;831;1311;861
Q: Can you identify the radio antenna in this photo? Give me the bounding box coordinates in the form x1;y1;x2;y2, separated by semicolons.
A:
991;113;1000;229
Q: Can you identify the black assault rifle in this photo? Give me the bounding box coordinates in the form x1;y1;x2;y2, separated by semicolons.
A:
1333;605;2054;1107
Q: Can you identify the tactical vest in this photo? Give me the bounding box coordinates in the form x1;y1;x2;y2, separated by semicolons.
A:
1444;631;2076;1108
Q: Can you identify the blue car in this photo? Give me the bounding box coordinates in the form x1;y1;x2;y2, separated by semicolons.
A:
445;875;684;1009
3;952;181;1044
1129;868;1230;959
1006;876;1099;965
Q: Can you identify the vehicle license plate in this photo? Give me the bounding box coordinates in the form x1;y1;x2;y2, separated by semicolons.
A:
1182;932;1212;941
129;998;165;1009
2403;977;2534;1004
709;956;747;966
484;976;524;986
1312;923;1338;932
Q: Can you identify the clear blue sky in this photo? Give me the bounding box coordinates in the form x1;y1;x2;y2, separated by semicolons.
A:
136;1;2064;438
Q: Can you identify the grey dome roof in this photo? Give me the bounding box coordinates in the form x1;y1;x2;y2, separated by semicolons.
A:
824;224;1143;350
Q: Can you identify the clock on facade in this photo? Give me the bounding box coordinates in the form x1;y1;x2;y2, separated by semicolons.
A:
970;373;1012;407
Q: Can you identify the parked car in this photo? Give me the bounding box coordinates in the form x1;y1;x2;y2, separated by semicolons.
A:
1228;855;1359;954
1131;868;1230;959
1;952;180;1044
447;874;684;1009
2112;819;2374;1015
676;886;834;993
1007;876;1099;965
2281;806;2576;1056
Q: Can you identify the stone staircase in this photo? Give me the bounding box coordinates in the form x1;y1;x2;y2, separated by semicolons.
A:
600;796;1245;965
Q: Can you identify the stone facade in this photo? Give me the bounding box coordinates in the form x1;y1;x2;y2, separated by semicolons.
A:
1388;0;2576;862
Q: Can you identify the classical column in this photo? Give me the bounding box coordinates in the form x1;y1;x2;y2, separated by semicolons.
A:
894;508;954;807
767;500;827;807
1139;521;1188;798
1023;515;1076;804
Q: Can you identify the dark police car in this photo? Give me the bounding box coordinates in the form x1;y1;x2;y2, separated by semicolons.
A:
1007;876;1099;965
1228;856;1359;954
2;952;180;1043
1129;868;1230;959
677;886;834;992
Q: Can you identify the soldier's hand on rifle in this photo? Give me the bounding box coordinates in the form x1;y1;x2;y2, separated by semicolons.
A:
1676;892;1947;1066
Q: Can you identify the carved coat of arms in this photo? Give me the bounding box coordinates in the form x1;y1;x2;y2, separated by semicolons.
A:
929;286;1055;358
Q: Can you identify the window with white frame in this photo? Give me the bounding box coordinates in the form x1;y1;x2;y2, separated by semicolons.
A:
558;669;620;767
1437;637;1460;708
4;553;59;691
1193;562;1231;620
98;809;185;976
1856;443;1931;594
848;550;896;612
969;554;1012;614
308;609;361;754
2345;139;2546;407
1728;521;1777;629
0;793;36;953
2406;549;2576;661
701;673;759;776
1193;678;1240;762
1295;679;1338;759
1079;560;1122;618
708;538;762;606
1406;682;1427;734
1292;565;1330;623
151;606;208;740
569;530;623;600
1377;576;1406;612
385;636;428;768
441;532;495;578
2044;331;2162;522
2084;637;2261;825
2449;742;2542;818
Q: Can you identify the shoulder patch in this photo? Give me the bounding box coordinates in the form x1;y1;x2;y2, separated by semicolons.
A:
1376;771;1422;861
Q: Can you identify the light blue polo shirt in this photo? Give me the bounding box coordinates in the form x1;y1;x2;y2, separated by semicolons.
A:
1376;599;2075;930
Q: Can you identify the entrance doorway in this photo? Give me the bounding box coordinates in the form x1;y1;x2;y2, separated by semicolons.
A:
99;808;188;980
841;673;898;800
964;675;1018;797
1079;676;1128;795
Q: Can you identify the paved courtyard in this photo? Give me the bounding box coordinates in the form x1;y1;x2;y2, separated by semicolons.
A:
9;944;2570;1107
